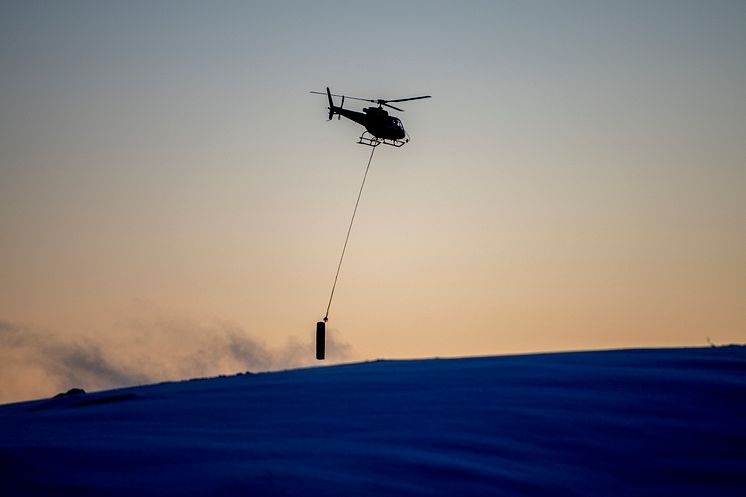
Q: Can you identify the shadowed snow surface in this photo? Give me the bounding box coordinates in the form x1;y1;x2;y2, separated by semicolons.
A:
1;347;745;496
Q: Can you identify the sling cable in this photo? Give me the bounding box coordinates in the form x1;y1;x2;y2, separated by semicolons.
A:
316;145;376;360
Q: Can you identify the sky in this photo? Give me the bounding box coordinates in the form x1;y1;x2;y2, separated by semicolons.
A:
1;0;745;403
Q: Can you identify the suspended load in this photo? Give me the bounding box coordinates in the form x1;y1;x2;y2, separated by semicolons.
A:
316;321;325;360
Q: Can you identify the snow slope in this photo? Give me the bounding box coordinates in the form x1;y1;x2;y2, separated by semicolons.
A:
1;346;745;496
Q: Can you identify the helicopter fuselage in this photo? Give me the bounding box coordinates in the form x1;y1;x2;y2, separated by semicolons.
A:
331;105;406;141
312;87;429;146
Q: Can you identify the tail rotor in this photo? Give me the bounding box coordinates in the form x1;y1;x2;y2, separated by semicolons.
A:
318;87;345;120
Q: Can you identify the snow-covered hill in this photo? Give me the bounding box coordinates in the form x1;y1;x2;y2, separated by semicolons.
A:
1;346;745;496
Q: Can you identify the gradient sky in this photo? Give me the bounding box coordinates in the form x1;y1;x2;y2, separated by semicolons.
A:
1;1;745;402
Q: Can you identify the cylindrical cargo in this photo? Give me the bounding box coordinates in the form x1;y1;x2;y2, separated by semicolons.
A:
316;321;325;360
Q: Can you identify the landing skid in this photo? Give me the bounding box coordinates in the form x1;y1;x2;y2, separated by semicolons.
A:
357;132;408;148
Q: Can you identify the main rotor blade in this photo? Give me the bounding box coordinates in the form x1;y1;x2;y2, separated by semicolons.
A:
341;95;377;103
310;91;432;107
309;91;374;103
383;95;432;103
309;91;345;98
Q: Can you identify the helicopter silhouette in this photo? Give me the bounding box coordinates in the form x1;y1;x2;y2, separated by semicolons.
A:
311;87;431;147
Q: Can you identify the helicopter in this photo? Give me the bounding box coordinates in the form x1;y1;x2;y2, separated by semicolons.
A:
310;87;431;147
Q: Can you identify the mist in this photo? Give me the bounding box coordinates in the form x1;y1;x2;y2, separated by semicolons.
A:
0;317;353;404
